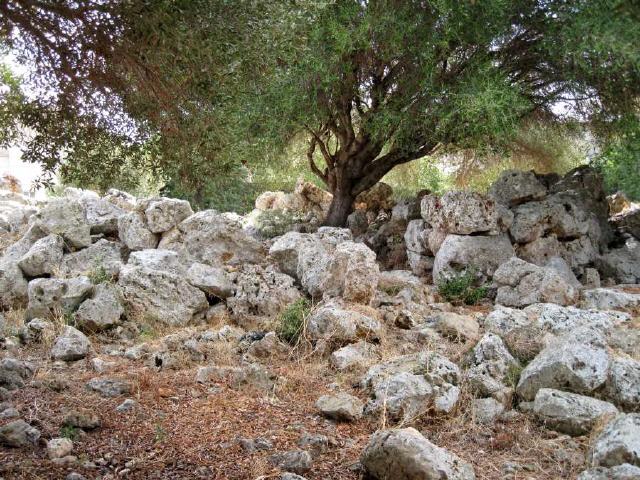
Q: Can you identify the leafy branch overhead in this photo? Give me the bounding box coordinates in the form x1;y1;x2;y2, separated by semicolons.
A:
1;1;639;223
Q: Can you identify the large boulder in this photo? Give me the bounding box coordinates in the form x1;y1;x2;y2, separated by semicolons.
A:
186;263;233;298
170;210;265;266
128;249;186;275
31;199;91;249
361;427;475;480
269;232;319;278
466;333;519;404
577;464;640;480
422;191;513;235
142;197;194;234
362;352;461;417
59;239;124;278
319;241;379;304
307;302;381;345
316;392;364;421
432;234;514;284
494;257;579;307
75;283;124;332
597;238;640;284
51;325;91;361
0;420;41;448
0;224;47;306
226;264;301;323
581;288;640;311
117;212;159;251
17;234;64;277
516;330;610;401
590;414;640;468
489;170;548;207
79;196;126;234
26;276;93;320
610;205;640;240
606;357;640;412
533;388;618;436
118;265;208;326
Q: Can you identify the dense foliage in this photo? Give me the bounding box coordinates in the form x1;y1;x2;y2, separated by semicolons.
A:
1;1;639;218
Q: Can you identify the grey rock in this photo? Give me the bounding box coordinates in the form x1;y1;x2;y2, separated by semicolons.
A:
597;238;640;284
432;234;514;284
19;318;54;344
186;262;233;298
434;312;480;342
330;341;378;371
361;427;475;480
489;170;548;207
0;419;40;447
59;239;123;278
606;357;640;412
86;378;133;397
472;398;505;425
533;388;618;436
143;197;193;233
26;276;93;320
80;196;126;234
32;199;91;249
581;288;640;311
117;212;159;251
17;234;64;277
118;265;208;326
590;414;640;467
128;249;186;274
116;399;137;413
316;392;364;421
269;232;319;278
307;302;381;345
75;283;124;332
269;450;312;475
422;191;513;235
47;437;73;459
63;409;101;429
0;358;34;390
577;464;640;480
517;333;610;401
494;257;579;307
50;326;91;361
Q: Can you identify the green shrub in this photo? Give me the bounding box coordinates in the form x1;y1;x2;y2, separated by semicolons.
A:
88;264;110;284
249;209;308;239
59;425;79;440
437;270;488;305
276;298;311;345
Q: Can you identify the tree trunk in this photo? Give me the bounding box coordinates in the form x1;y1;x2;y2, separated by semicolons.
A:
324;186;355;227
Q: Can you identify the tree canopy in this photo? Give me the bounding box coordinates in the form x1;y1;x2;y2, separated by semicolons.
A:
1;0;639;224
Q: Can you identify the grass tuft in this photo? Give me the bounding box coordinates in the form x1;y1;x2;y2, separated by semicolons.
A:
276;298;310;345
437;269;488;305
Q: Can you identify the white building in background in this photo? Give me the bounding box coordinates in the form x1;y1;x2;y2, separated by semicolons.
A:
0;145;51;200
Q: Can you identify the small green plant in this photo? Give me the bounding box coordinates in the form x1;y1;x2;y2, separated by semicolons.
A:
276;298;310;345
437;270;488;305
60;425;79;440
88;264;110;284
154;423;167;443
63;311;77;327
138;323;156;341
505;363;525;389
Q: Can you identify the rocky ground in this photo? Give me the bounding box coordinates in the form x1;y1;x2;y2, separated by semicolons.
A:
0;167;639;480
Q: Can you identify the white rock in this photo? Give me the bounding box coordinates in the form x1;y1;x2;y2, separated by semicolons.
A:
606;357;640;412
75;283;124;332
330;341;378;371
307;303;381;345
577;464;640;480
26;276;93;320
581;288;640;311
361;427;476;480
316;392;364;421
472;397;505;425
489;170;548;207
128;249;185;274
47;437;73;459
59;239;124;278
186;262;233;298
80;196;125;234
269;232;318;278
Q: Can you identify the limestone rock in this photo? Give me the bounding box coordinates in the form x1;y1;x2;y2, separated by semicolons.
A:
581;289;640;311
269;232;318;278
0;419;41;447
422;191;513;235
597;238;640;284
17;234;64;277
489;170;548;207
59;239;124;278
143;197;194;233
47;437;73;459
316;392;364;421
80;196;125;234
577;464;640;480
494;257;579;307
434;312;480;342
330;341;378;371
590;414;640;468
75;283;124;332
516;333;610;401
432;234;514;284
606;357;640;412
361;427;475;480
0;358;35;390
269;450;312;475
26;276;93;320
319;241;379;305
32;199;91;249
117;212;159;251
86;378;133;397
186;262;233;298
307;303;381;345
51;326;91;361
533;389;618;436
118;265;208;326
128;249;186;274
472;397;505;425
